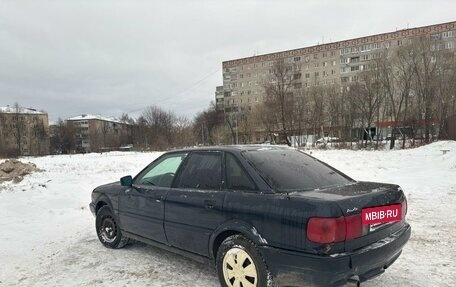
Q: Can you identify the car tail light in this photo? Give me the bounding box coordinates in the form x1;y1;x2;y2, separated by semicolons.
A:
307;214;366;244
307;217;345;244
345;214;363;241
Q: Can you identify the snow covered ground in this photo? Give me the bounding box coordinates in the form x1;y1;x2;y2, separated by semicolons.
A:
1;141;455;287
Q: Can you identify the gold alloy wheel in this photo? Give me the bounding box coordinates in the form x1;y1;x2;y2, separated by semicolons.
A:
222;247;258;287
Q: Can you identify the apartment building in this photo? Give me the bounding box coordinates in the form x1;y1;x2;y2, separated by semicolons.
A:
0;106;50;156
215;86;224;111
219;21;456;115
67;114;132;153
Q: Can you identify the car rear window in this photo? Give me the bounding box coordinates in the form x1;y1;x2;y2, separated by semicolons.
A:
242;149;352;192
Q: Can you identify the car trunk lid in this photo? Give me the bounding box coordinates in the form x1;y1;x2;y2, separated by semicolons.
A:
289;181;407;252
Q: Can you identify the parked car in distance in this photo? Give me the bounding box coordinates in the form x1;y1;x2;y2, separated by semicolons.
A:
372;134;384;141
90;146;410;287
316;136;340;144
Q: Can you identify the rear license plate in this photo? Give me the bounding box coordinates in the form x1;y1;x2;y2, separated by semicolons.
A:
362;204;402;226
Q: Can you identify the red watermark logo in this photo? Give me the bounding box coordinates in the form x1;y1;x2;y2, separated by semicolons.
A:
362;204;402;225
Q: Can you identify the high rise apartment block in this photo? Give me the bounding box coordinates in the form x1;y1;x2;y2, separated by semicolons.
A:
217;21;456;114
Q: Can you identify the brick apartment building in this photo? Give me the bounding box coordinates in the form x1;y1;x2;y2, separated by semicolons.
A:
66;114;132;153
217;21;456;142
0;106;50;156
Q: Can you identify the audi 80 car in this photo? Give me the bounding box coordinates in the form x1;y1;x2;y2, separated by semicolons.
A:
90;146;410;287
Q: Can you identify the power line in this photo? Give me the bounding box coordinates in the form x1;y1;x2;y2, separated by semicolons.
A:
124;66;221;115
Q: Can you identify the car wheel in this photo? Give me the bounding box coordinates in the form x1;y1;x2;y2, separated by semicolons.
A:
96;206;129;249
216;234;273;287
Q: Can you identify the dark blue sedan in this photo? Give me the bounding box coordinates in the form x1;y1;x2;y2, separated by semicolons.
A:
90;146;410;287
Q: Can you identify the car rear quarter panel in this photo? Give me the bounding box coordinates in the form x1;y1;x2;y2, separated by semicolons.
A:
222;191;344;254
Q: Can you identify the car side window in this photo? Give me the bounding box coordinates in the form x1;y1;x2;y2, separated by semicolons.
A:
175;152;222;190
135;153;187;187
226;153;257;191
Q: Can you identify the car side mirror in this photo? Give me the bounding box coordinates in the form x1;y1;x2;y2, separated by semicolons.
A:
120;175;133;187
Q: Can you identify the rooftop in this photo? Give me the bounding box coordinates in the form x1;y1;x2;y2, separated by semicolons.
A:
66;114;123;124
0;106;46;115
222;20;456;68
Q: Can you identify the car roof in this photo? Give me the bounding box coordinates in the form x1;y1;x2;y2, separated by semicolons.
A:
167;144;294;154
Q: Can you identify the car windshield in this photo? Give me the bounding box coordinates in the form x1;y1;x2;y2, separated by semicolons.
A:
242;148;352;192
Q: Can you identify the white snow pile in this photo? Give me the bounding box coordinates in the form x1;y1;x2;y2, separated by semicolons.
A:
1;142;455;287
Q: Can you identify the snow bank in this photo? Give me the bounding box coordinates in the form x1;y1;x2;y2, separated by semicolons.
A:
0;143;455;286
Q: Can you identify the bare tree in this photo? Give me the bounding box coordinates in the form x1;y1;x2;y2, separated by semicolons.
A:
142;105;176;149
435;49;456;139
409;36;441;143
263;60;295;145
349;67;383;147
11;103;26;155
193;103;223;145
32;119;48;155
308;86;326;143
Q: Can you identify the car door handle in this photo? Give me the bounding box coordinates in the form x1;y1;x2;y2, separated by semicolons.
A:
155;195;165;203
204;199;216;209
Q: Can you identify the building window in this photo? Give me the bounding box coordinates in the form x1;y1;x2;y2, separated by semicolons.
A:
313;54;318;59
431;33;441;41
322;52;327;58
331;51;336;56
305;73;310;78
446;41;454;49
443;31;454;38
314;63;319;68
294;56;301;62
323;61;327;67
314;72;319;77
340;58;350;64
351;65;360;71
332;60;336;66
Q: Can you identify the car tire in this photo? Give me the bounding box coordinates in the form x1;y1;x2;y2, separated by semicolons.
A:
216;234;273;287
96;205;129;249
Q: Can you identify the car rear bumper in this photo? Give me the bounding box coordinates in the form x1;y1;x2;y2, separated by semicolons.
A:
259;223;411;287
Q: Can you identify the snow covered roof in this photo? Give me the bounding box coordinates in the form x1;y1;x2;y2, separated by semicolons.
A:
66;114;123;124
0;106;46;115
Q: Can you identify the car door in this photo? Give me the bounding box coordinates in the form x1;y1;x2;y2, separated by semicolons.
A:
118;152;187;243
164;151;226;256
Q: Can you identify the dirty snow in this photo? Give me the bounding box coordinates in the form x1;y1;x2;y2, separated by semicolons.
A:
1;141;455;287
0;159;42;183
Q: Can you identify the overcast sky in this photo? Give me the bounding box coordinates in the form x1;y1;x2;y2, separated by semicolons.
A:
0;0;455;122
